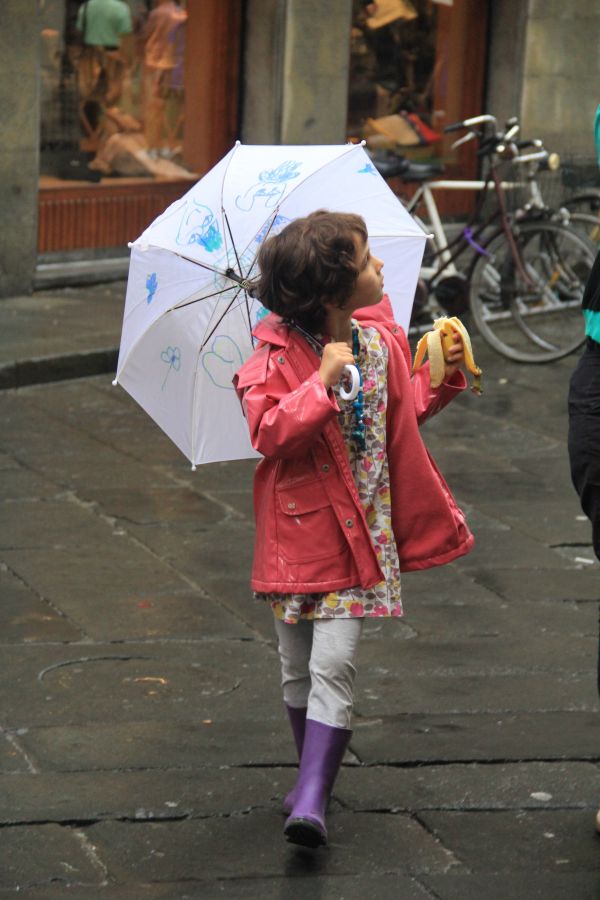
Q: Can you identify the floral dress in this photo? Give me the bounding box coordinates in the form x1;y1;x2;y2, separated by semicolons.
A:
257;321;403;624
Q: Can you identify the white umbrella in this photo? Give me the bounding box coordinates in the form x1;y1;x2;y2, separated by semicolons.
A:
113;142;427;467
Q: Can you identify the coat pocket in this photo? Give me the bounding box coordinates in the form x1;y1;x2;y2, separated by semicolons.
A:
276;480;347;562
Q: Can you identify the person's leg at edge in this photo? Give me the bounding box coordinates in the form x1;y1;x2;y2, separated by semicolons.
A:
568;346;600;831
284;617;364;847
274;618;312;813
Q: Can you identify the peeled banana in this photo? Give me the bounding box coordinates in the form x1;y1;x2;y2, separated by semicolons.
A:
412;316;482;395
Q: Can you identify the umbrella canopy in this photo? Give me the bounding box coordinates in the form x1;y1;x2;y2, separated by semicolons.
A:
113;142;427;467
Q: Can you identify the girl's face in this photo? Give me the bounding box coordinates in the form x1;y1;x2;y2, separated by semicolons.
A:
346;236;384;311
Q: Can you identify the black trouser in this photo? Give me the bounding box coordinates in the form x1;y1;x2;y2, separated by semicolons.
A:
568;338;600;694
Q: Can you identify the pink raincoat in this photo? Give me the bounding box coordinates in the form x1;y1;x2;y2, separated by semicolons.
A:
233;297;474;594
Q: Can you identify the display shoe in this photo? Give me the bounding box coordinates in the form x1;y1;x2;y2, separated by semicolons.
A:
282;705;307;815
284;718;352;848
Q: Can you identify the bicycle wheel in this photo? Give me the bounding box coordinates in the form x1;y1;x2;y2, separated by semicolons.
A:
563;191;600;243
568;212;600;244
564;189;600;217
469;221;595;363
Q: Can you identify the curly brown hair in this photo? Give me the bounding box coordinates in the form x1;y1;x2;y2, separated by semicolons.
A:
252;210;368;333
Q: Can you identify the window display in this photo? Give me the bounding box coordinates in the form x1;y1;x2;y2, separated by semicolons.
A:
348;0;442;155
348;0;488;217
39;0;195;183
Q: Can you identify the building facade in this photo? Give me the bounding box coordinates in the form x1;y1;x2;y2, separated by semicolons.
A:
1;0;599;297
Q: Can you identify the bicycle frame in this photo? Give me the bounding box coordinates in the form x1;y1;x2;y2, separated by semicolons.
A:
395;113;592;361
408;174;536;285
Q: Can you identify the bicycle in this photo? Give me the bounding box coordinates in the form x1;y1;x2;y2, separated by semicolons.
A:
509;143;600;244
556;159;600;243
372;114;597;363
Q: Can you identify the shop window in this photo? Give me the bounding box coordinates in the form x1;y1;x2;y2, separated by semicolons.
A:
40;1;194;185
38;0;246;255
348;0;488;215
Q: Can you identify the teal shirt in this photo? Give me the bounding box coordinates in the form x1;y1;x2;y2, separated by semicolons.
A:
581;106;600;338
584;308;600;342
76;0;133;47
582;247;600;342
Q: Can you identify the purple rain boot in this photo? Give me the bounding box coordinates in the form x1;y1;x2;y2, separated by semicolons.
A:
284;718;352;848
282;705;307;815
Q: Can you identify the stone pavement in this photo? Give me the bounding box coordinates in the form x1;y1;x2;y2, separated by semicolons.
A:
1;283;600;898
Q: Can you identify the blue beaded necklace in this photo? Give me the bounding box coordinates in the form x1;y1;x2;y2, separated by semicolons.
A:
350;323;366;452
289;319;366;453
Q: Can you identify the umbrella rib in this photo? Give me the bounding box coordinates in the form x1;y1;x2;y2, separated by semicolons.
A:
167;249;228;277
173;284;236;311
119;251;224;328
235;209;279;284
198;286;244;353
242;289;255;348
115;287;245;382
223;209;243;278
201;288;260;351
218;142;240;273
248;210;279;273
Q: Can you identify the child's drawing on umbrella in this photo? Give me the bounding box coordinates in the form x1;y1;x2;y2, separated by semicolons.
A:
212;246;256;292
176;201;223;252
255;214;291;244
358;162;377;176
202;336;245;389
146;272;158;304
235;161;301;212
160;346;181;390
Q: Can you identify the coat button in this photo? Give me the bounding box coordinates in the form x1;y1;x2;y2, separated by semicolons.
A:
277;355;285;364
287;502;296;509
345;518;354;527
322;464;330;472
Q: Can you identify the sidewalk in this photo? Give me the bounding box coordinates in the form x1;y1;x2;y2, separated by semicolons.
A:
0;282;124;389
1;284;600;897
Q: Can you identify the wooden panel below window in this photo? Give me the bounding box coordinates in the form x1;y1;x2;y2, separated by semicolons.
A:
38;178;194;252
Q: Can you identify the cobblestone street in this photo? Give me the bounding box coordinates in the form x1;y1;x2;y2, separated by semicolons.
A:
0;285;599;897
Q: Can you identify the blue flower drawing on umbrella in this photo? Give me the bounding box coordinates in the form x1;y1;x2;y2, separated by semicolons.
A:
176;201;223;252
160;346;181;390
235;161;301;212
146;272;158;304
202;336;244;389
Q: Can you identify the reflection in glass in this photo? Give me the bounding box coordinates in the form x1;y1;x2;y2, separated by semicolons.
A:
348;0;441;156
39;0;194;184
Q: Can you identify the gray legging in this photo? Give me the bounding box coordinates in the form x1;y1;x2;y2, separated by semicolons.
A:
274;617;364;729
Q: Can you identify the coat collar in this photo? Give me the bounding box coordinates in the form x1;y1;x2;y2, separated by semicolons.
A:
253;313;290;348
252;294;398;347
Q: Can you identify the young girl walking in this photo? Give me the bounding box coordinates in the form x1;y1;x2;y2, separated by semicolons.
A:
234;209;474;848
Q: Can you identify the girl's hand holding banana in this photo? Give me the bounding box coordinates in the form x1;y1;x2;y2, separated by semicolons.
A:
443;333;465;382
413;316;482;395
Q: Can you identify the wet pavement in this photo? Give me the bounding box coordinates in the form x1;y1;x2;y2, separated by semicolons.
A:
0;282;599;897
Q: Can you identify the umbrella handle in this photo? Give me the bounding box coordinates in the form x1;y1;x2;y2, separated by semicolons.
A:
339;364;361;402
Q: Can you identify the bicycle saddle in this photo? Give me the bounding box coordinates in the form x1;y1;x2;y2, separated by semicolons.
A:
400;161;444;182
368;151;443;182
368;151;410;178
